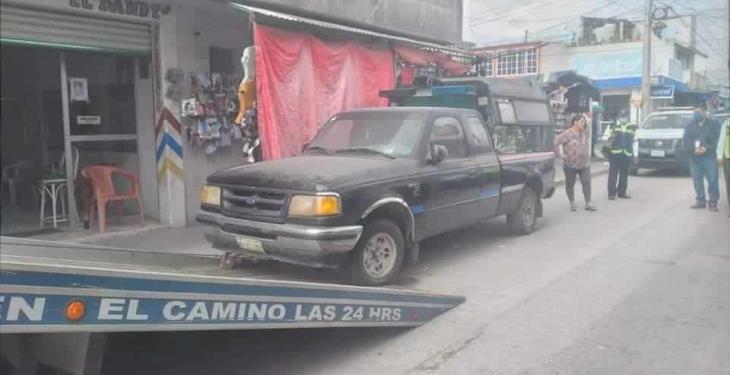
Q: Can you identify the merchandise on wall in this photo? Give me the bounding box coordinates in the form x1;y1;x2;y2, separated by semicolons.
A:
180;46;260;163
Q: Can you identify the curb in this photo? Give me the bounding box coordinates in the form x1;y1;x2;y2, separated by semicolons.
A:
55;223;169;244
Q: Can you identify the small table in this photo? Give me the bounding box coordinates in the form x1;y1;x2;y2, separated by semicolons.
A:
39;177;69;228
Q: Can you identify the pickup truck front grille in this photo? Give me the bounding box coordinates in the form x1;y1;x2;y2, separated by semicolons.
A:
221;187;289;217
638;139;677;150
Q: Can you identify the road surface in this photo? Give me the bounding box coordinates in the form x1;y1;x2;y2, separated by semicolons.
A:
102;171;730;375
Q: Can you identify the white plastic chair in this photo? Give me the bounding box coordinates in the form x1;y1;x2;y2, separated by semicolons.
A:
38;147;80;228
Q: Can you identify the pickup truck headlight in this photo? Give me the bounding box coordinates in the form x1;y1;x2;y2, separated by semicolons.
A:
200;185;221;207
288;194;341;217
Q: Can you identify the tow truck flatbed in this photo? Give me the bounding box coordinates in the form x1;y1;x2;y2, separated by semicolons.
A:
0;237;464;333
0;236;463;374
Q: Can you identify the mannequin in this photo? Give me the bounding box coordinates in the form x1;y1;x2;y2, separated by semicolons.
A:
235;46;256;125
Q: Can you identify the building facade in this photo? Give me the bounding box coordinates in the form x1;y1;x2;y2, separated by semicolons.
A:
473;16;709;124
0;0;464;235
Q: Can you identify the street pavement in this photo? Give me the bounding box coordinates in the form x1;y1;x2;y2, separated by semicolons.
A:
98;171;729;375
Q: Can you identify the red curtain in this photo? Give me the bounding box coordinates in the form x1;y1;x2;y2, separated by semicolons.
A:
254;24;395;160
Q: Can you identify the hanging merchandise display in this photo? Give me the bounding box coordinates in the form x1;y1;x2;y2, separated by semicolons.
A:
181;71;240;157
179;46;261;163
254;23;395;160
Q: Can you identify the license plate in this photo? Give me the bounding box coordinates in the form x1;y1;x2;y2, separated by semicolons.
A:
236;236;265;253
650;150;666;158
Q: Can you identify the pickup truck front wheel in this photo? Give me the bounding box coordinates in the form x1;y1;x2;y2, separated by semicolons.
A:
349;219;405;286
507;187;538;235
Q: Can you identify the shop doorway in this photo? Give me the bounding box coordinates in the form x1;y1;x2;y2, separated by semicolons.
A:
0;45;155;236
602;94;631;122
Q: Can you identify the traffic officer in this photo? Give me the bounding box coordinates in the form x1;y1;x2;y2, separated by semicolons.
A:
606;110;636;200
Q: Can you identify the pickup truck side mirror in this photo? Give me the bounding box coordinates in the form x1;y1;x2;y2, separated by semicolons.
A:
427;144;449;164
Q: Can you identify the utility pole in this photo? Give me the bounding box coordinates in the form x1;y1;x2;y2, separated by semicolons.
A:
641;0;652;121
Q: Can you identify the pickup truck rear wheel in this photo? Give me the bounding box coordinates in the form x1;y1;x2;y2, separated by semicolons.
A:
507;187;538;235
349;219;405;286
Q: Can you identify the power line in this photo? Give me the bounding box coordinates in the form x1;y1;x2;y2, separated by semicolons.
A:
528;4;645;40
468;0;577;28
471;3;645;47
668;0;729;30
473;36;730;60
666;4;728;59
468;0;632;30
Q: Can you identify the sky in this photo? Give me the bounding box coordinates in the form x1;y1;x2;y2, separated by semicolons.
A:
463;0;729;89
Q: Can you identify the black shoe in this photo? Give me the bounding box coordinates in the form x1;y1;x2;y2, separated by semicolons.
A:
708;204;718;212
608;195;616;200
618;194;631;199
690;202;707;209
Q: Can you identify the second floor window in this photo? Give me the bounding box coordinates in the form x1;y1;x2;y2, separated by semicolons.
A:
486;48;538;77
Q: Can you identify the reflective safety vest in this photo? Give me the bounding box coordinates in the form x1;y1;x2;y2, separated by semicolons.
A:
607;121;636;156
720;118;730;159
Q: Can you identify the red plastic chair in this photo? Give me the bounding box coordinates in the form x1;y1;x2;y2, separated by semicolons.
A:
81;165;143;232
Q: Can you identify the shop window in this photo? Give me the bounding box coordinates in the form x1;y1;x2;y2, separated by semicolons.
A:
65;52;137;136
210;47;235;74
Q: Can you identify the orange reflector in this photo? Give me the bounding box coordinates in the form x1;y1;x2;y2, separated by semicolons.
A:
65;300;86;321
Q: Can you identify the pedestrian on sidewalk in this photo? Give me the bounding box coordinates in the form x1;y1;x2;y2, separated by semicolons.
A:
721;117;730;217
606;109;636;200
554;114;597;212
682;103;722;212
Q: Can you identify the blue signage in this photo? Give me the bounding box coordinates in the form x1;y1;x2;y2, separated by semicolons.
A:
0;294;448;328
650;85;675;99
0;269;464;332
570;50;642;79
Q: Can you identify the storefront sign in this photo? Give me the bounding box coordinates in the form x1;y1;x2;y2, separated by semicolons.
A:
69;0;171;19
650;85;675;99
570;50;642;79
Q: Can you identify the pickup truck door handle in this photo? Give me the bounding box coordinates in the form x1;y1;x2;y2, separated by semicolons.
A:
468;169;480;176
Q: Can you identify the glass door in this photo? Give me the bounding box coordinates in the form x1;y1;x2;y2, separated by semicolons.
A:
60;51;141;225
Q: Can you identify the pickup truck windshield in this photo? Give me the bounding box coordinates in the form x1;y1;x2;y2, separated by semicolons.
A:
642;113;695;129
307;112;426;158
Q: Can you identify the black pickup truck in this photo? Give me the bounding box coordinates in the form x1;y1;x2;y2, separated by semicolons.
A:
197;107;555;285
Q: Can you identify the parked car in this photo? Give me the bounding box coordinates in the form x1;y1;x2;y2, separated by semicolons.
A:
197;107;555;285
632;109;696;173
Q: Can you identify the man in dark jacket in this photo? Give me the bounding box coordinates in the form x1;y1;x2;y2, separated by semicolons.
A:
606;110;636;199
682;103;722;211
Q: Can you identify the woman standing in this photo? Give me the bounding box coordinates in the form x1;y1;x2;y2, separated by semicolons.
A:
554;114;597;211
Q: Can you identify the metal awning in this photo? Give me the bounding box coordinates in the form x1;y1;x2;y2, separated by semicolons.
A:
230;3;474;58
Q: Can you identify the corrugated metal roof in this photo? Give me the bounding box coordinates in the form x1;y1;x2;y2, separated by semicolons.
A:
230;3;474;58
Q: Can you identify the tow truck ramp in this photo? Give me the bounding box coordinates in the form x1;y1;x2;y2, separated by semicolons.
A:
0;237;464;374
